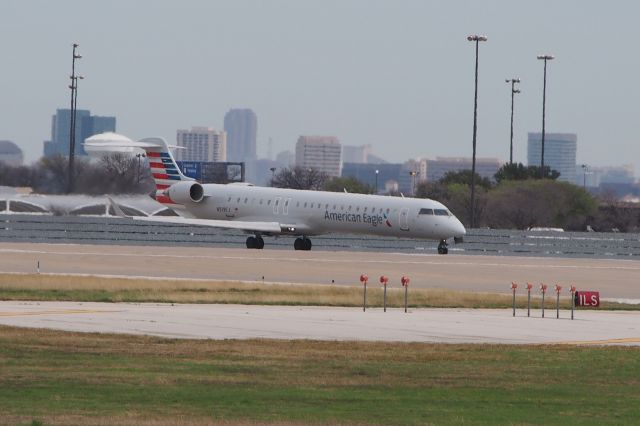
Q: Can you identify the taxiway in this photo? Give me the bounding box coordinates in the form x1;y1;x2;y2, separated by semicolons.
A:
0;301;638;345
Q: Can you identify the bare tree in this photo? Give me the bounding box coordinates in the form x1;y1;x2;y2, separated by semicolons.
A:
271;167;329;190
32;155;70;193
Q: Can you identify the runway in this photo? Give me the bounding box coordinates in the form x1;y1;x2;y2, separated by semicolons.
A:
1;242;639;299
1;301;638;345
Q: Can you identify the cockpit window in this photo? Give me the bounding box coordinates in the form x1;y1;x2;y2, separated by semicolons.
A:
419;208;434;215
434;209;450;216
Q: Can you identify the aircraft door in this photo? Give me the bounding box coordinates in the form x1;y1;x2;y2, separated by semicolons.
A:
283;198;291;215
399;207;410;231
273;196;282;214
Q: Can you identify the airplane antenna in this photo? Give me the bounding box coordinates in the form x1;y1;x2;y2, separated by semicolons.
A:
400;193;405;198
343;188;348;193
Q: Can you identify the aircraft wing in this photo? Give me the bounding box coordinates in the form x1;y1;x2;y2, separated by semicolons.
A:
107;197;286;234
128;215;283;233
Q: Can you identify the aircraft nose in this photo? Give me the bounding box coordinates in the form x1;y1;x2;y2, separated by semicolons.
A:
451;216;466;237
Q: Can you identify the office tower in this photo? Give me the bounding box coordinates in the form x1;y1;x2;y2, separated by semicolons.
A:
176;127;227;162
43;109;116;157
81;115;116;143
295;136;342;177
527;132;577;183
224;108;257;162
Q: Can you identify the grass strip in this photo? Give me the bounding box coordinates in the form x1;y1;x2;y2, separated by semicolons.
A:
0;273;636;310
0;325;639;425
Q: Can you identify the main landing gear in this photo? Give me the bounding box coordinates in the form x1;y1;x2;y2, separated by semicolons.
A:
294;237;312;251
437;239;449;255
246;236;312;250
246;235;265;249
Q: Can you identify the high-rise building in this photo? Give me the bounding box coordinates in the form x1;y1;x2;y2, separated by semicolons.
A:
81;115;116;143
176;127;227;162
527;132;577;183
295;136;342;177
0;141;23;166
43;108;116;157
224;108;257;162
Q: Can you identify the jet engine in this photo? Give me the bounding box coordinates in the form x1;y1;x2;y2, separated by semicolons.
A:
164;181;204;204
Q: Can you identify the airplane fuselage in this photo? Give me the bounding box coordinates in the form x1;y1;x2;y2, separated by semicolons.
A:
183;183;466;241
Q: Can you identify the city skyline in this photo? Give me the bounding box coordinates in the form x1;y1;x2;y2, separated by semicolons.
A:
1;1;639;176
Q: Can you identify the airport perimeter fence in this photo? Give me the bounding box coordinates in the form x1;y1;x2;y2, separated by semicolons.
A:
1;214;640;259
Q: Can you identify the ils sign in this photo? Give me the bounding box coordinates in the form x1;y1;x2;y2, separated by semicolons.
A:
575;291;600;307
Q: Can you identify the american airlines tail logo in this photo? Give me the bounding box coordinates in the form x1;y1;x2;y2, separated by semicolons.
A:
384;213;392;228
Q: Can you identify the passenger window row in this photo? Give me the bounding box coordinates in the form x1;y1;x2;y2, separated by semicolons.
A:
226;196;397;214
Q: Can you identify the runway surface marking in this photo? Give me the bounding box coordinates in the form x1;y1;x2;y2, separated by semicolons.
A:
0;308;117;317
2;247;639;271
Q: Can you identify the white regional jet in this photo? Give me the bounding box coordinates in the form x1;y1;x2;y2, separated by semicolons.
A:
87;137;466;254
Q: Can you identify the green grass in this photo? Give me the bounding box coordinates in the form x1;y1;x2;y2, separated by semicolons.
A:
0;326;639;425
1;273;637;310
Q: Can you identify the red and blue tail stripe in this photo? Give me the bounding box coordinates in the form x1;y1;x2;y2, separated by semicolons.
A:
138;138;194;206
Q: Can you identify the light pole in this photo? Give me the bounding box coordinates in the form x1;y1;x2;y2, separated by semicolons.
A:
505;78;521;165
409;171;417;196
581;164;588;190
467;34;487;228
537;54;554;178
67;43;82;194
269;167;276;186
375;169;379;194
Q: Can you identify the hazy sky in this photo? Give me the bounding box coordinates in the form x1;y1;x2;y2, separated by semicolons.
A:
2;0;639;175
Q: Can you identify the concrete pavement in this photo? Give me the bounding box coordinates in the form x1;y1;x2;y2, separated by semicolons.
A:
1;301;638;345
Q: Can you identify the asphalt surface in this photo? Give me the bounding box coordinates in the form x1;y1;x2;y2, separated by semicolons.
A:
1;242;639;299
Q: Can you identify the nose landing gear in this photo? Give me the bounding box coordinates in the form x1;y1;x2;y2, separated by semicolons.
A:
437;239;448;255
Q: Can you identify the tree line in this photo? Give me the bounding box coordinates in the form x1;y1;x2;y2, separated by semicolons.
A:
0;154;154;195
419;164;638;232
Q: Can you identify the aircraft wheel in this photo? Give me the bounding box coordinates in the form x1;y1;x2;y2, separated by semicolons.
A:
256;236;265;249
303;238;312;251
437;240;448;255
246;236;257;249
294;238;303;250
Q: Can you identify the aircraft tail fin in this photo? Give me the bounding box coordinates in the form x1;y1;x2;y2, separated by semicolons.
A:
137;138;194;205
